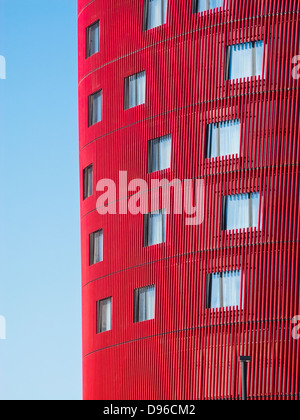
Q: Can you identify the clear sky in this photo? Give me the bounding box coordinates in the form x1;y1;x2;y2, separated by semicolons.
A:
0;0;82;400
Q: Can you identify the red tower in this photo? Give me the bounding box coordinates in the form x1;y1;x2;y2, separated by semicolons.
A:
78;0;300;400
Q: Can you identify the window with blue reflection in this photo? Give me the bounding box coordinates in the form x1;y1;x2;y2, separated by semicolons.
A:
148;135;172;173
144;210;166;247
86;21;100;58
134;285;155;322
206;120;241;158
88;90;102;126
222;192;260;231
124;71;146;110
195;0;223;13
206;270;242;309
97;297;112;333
227;41;264;80
89;229;103;265
144;0;168;30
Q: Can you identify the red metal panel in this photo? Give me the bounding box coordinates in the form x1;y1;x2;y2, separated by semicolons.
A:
78;0;300;400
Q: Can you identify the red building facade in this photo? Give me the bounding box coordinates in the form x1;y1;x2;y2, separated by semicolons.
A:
78;0;300;400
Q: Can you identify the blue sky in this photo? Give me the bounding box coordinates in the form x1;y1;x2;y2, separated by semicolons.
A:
0;0;82;399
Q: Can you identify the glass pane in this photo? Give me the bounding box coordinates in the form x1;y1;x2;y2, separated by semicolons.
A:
136;72;145;106
208;121;240;158
87;166;93;197
129;75;137;108
226;193;260;230
146;286;155;320
228;41;264;80
149;212;163;246
219;120;240;157
197;0;209;12
209;0;223;8
149;135;171;172
251;192;260;228
89;22;99;56
150;139;160;173
226;194;251;231
210;273;221;309
208;124;218;157
198;0;222;12
94;230;103;263
159;135;171;170
139;289;146;322
229;42;253;80
222;271;241;308
92;91;102;125
162;0;168;23
84;165;93;199
101;298;112;332
255;40;264;76
147;210;166;246
148;0;166;29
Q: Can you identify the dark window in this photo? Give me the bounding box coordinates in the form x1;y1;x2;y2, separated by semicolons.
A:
124;71;146;110
134;285;155;322
192;0;223;13
89;229;103;265
226;41;264;80
97;297;112;333
206;271;242;309
83;164;93;200
148;135;171;173
144;210;166;247
143;0;167;31
86;21;100;58
88;90;102;126
221;193;261;231
205;120;240;159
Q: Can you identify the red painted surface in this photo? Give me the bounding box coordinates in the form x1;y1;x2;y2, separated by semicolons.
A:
78;0;300;400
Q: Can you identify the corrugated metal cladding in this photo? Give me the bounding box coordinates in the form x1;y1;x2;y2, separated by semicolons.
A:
78;0;300;400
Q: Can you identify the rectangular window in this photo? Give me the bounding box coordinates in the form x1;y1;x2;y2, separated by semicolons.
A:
206;120;241;159
192;0;223;13
83;164;93;200
88;90;102;126
90;229;103;265
97;297;112;333
226;41;264;80
86;21;100;58
206;271;242;309
148;135;171;173
134;285;155;322
144;209;166;247
143;0;167;31
222;192;260;231
124;71;146;110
